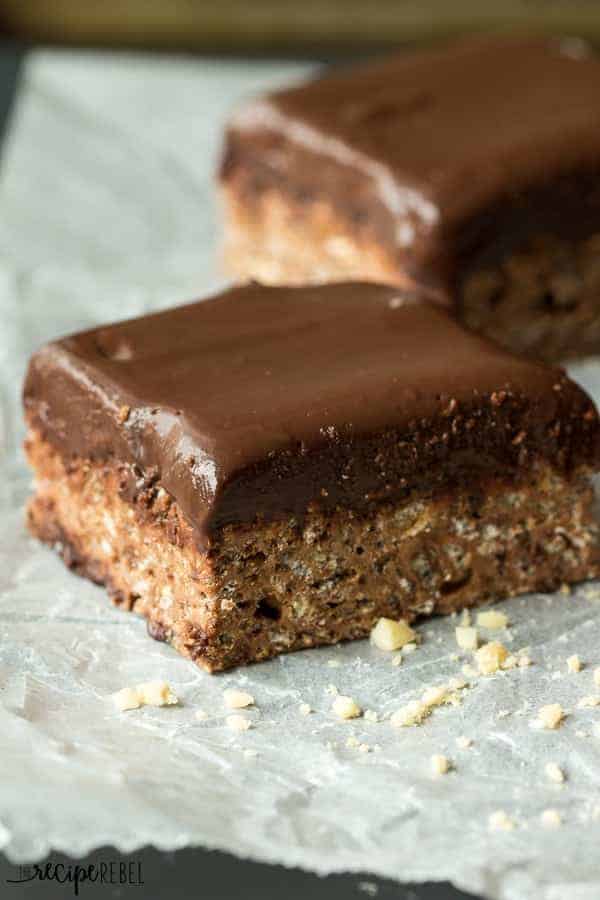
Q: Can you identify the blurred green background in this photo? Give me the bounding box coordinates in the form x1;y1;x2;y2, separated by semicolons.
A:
1;0;599;51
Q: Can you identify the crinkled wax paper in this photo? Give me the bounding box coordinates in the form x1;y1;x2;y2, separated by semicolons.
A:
1;50;600;900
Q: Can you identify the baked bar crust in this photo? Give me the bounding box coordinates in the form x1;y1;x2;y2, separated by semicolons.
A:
23;283;600;670
220;36;600;361
26;431;600;672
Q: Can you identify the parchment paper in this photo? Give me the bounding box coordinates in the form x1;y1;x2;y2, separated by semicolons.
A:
1;50;600;900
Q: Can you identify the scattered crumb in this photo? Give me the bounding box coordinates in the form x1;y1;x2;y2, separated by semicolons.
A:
299;703;312;716
112;687;142;712
475;641;508;675
449;653;460;663
578;695;600;709
501;654;518;671
497;709;511;720
489;810;515;832
430;753;452;775
223;689;255;709
594;667;600;688
195;709;208;721
391;653;403;667
346;735;360;748
137;681;179;707
364;709;379;723
325;684;338;696
560;583;571;596
518;653;533;669
391;700;427;728
535;704;565;730
545;762;565;784
243;748;258;759
332;695;362;720
390;678;468;728
113;681;179;711
541;809;562;829
328;659;341;668
402;642;418;654
118;404;130;423
567;655;582;674
456;736;473;750
476;610;508;630
226;714;251;732
455;626;479;651
370;617;416;651
431;754;451;776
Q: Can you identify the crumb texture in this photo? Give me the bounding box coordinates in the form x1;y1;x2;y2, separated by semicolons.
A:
461;233;600;361
26;430;600;671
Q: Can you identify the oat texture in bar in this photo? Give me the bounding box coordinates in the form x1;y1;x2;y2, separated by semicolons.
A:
221;36;600;361
24;282;600;671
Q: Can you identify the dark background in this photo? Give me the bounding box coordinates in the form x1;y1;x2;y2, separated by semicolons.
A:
0;847;477;900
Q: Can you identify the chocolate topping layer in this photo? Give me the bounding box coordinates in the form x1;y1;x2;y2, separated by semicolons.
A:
223;36;600;290
23;282;600;541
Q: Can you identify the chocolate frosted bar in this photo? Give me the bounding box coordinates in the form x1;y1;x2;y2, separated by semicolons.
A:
24;283;600;670
221;36;600;361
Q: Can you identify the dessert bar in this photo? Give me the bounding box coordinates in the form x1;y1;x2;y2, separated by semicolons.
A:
221;36;600;361
24;282;600;670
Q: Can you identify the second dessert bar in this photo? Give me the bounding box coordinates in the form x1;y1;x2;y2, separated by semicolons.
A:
24;283;600;670
221;36;600;361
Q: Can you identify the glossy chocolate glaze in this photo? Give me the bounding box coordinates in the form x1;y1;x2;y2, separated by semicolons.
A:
24;283;600;543
223;36;600;290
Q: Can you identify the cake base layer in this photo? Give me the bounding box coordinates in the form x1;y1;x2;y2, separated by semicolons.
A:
221;183;404;287
461;233;600;362
222;183;600;362
26;430;600;671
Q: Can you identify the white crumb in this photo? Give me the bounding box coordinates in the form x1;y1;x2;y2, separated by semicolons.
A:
112;681;178;711
475;641;508;675
370;617;416;651
545;762;565;784
489;810;515;832
223;689;255;709
226;714;251;732
541;809;562;829
431;754;451;776
332;695;362;720
455;626;478;651
534;704;565;730
476;610;508;629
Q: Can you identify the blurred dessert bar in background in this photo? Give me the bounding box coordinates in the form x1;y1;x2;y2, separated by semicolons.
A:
221;36;600;361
